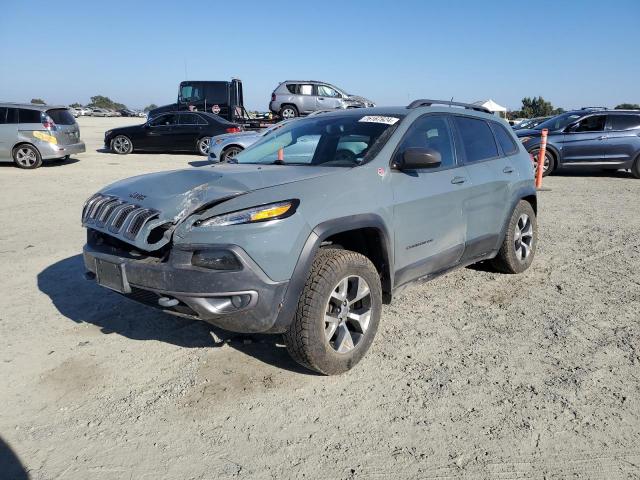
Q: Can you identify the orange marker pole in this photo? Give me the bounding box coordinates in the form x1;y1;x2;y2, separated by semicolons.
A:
277;147;284;161
536;128;548;189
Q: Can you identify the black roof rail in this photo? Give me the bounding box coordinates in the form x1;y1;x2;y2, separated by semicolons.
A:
407;99;491;114
580;106;608;111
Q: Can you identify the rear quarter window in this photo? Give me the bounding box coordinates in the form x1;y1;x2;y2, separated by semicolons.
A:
491;122;519;155
454;116;499;163
46;108;76;125
286;84;297;94
0;107;7;124
18;109;42;124
609;114;640;131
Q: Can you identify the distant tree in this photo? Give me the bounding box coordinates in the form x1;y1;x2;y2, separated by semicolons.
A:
69;102;82;108
615;103;640;110
520;96;557;118
89;95;127;110
30;98;46;105
144;104;158;112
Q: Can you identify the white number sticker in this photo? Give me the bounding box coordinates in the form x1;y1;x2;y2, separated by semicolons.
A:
358;115;399;125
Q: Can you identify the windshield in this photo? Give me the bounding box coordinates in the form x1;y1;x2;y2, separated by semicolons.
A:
534;113;582;131
234;114;403;167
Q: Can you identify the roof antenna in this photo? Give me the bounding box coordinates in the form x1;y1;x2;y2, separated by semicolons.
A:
450;97;454;102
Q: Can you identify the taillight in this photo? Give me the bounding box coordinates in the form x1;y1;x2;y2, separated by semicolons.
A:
271;93;276;102
226;127;241;133
41;113;56;130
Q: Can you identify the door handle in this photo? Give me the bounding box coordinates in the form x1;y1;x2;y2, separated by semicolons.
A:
451;176;466;184
503;166;514;173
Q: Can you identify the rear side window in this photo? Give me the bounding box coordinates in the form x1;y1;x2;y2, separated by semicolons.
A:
491;122;518;155
7;108;18;123
0;107;6;124
454;116;498;163
47;109;75;125
18;108;42;124
299;84;313;95
179;113;206;125
608;114;640;131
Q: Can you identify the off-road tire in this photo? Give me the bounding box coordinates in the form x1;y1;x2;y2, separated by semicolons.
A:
221;146;243;162
491;200;537;274
279;104;298;119
13;144;42;169
283;248;382;375
530;148;555;177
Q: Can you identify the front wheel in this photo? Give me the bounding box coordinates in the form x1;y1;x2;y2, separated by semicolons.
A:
221;145;243;162
197;137;210;156
529;148;555;177
283;248;382;375
490;200;538;274
631;156;640;179
111;135;133;154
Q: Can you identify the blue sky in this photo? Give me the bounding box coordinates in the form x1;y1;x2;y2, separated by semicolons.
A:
1;0;638;111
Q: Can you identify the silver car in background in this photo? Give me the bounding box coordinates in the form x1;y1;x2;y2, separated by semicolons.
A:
0;103;85;168
269;80;375;119
209;119;296;162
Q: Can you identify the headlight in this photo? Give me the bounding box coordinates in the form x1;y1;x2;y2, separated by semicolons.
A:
195;200;298;227
520;136;532;143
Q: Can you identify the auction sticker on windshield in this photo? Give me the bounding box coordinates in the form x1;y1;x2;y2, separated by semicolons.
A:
358;115;399;125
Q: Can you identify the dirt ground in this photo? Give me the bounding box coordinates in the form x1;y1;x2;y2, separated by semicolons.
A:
1;117;639;479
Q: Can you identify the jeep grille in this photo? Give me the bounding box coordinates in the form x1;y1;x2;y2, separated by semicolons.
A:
82;194;160;240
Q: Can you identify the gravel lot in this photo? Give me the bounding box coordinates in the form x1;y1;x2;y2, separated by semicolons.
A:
1;117;639;479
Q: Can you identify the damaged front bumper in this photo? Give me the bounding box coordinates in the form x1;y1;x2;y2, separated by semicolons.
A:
82;232;289;333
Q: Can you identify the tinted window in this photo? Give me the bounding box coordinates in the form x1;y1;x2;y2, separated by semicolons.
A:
204;83;228;104
397;115;456;169
18;109;42;124
0;107;6;124
47;108;75;125
150;114;178;126
454;116;498;163
491;122;518;155
286;84;297;94
179;83;204;103
179;113;202;125
608;114;640;131
6;108;18;124
573;115;605;132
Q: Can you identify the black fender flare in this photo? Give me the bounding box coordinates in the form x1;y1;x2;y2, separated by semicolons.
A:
495;186;538;251
270;214;393;332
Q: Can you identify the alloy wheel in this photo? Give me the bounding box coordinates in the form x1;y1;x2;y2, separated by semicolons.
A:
112;136;131;154
324;275;372;353
281;108;296;119
514;213;534;261
533;151;551;174
15;147;38;167
198;137;210;155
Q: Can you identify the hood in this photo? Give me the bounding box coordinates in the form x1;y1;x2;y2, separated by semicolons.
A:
213;130;261;143
345;95;375;107
515;128;542;137
84;164;342;251
107;122;146;136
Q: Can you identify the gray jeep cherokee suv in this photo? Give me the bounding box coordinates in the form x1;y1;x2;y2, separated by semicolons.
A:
82;100;537;375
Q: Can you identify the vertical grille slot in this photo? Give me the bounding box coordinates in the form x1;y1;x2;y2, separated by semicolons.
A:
125;209;158;239
109;205;137;233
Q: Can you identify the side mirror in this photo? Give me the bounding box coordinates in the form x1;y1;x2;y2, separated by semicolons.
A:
394;148;442;170
143;123;151;129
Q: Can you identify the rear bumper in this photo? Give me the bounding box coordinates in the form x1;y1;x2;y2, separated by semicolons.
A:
40;141;86;159
82;237;289;333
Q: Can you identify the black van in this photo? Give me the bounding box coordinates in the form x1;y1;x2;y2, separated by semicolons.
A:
148;79;247;123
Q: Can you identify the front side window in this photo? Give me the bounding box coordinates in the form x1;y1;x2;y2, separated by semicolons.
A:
454;116;498;163
396;115;456;169
18;109;42;124
179;83;203;103
491;122;518;155
234;113;403;167
317;85;340;97
572;115;606;132
150;114;178;126
608;114;640;131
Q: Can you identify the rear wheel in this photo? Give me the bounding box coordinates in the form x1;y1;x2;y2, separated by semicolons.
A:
530;148;555;176
197;137;210;156
221;145;243;162
111;135;133;154
491;201;537;274
13;144;42;169
279;105;298;119
632;155;640;179
283;248;382;375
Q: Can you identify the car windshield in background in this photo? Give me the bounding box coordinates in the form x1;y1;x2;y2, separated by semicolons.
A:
534;113;581;131
47;109;76;125
234;114;403;167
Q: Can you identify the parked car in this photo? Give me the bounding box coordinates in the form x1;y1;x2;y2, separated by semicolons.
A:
77;107;92;116
269;80;375;119
81;100;537;374
0;103;85;168
136;111;147;118
209;119;296;162
91;108;109;117
118;109;136;117
516;108;640;177
104;111;241;155
512;116;550;131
